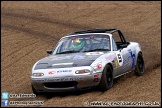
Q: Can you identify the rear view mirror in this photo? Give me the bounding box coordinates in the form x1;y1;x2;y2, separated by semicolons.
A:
47;50;53;54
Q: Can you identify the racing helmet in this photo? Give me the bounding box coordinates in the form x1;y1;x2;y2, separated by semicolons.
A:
72;38;85;49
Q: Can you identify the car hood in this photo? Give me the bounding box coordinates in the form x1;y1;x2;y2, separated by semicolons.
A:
34;52;106;70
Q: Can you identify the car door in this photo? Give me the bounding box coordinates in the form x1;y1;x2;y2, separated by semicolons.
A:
111;31;135;77
112;30;137;78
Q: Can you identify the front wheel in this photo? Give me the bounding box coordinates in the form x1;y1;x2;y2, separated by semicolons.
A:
98;65;113;91
135;53;145;76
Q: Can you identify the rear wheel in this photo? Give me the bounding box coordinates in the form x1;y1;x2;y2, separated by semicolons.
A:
98;65;113;91
135;53;145;76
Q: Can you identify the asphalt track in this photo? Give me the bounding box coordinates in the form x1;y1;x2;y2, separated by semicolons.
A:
1;1;161;107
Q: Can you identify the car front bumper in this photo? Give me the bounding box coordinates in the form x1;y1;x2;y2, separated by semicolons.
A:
31;66;102;92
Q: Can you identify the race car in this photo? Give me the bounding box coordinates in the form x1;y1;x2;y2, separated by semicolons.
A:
31;28;145;94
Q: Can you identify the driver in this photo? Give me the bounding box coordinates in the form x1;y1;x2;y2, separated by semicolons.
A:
72;38;85;51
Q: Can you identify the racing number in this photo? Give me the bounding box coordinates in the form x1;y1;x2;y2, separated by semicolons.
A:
117;54;122;63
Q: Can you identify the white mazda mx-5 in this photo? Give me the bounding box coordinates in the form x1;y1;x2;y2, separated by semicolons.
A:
31;28;145;94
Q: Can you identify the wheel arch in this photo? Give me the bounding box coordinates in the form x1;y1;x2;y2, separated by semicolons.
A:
98;62;114;91
135;51;145;76
138;51;143;55
135;51;143;66
106;63;113;72
101;62;113;77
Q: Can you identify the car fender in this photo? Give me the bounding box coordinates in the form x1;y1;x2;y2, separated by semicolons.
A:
135;43;143;66
127;42;142;67
90;52;117;74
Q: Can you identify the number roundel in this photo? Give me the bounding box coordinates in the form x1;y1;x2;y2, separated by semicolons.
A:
117;53;123;66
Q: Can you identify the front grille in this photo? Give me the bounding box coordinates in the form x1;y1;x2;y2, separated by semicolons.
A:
44;81;78;88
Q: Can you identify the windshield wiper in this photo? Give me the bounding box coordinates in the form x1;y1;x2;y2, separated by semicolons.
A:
56;50;80;54
83;48;110;52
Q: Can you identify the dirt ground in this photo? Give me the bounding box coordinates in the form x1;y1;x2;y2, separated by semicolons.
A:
1;1;161;107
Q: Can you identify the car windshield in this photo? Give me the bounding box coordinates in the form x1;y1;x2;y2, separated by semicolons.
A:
53;34;111;55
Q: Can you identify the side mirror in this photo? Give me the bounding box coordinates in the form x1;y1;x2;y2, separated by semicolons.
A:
127;42;130;45
120;44;127;48
47;50;53;54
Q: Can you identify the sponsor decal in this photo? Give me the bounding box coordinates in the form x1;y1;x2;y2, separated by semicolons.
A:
96;64;102;69
36;79;44;82
78;80;84;83
128;49;136;68
106;53;119;68
90;35;94;39
47;70;72;75
48;71;56;74
73;55;85;60
123;49;136;71
86;52;104;55
93;74;100;82
57;70;72;73
71;36;76;40
105;53;116;61
115;60;119;67
52;56;72;61
87;55;99;59
36;77;84;82
93;78;100;82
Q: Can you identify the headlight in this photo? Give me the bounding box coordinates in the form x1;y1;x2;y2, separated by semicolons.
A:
32;73;44;77
75;69;90;74
92;62;102;70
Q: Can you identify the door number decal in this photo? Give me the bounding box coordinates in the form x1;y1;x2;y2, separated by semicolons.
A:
117;54;122;63
117;53;123;66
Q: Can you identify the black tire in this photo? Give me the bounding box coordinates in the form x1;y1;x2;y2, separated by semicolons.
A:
135;53;145;76
98;65;113;91
32;85;41;95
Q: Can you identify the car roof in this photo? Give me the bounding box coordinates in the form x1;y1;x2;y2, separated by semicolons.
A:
67;28;118;35
60;28;118;39
61;33;112;39
57;28;120;41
